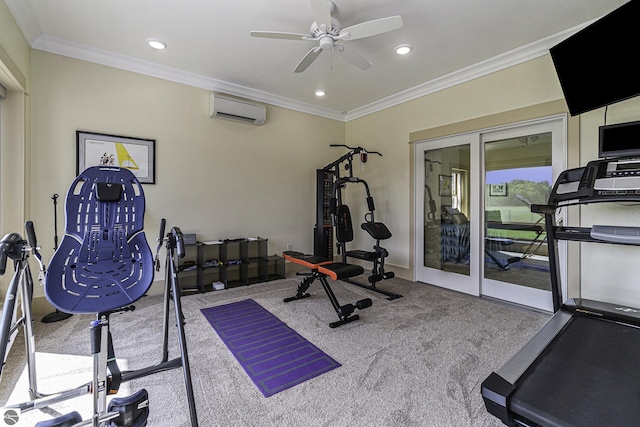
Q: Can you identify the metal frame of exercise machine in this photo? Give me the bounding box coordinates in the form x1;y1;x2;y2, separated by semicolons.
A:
282;251;372;328
0;222;43;392
315;144;401;300
1;167;198;426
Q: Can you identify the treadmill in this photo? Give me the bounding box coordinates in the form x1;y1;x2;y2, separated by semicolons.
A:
482;159;640;426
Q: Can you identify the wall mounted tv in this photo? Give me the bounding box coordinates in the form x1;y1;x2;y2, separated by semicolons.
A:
599;120;640;159
550;0;640;116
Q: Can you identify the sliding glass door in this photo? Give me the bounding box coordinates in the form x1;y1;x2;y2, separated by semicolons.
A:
481;120;566;311
415;116;566;310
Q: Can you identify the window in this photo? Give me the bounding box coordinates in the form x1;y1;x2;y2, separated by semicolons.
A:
451;168;467;213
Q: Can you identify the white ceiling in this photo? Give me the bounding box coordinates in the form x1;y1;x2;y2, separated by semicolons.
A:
5;0;629;121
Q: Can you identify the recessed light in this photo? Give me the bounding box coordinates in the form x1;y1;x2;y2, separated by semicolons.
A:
315;90;326;97
395;44;412;55
147;39;167;50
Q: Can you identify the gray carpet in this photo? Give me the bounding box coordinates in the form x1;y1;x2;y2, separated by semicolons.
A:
1;276;550;426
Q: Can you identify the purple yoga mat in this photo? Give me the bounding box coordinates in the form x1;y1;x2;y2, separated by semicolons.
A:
201;299;341;397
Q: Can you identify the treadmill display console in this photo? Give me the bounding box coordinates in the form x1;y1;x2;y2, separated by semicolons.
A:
605;158;640;177
550;158;640;205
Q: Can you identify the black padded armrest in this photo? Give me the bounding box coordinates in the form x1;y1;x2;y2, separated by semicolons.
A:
361;222;392;240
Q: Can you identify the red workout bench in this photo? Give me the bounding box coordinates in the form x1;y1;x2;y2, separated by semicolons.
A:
283;251;373;328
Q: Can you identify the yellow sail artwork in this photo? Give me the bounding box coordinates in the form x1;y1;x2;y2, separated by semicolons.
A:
115;142;139;170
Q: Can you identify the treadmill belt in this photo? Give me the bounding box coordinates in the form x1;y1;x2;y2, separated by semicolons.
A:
511;315;640;427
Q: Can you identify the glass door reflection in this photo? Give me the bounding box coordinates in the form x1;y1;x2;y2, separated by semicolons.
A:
423;146;471;276
483;132;552;291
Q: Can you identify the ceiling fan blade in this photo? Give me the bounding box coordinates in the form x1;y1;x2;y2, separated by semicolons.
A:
250;31;309;41
338;15;403;41
294;47;323;73
335;45;372;70
309;0;333;33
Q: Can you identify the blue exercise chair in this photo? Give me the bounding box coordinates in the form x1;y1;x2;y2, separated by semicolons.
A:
26;166;198;427
46;166;153;314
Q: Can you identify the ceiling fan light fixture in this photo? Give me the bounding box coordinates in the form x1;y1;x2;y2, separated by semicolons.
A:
315;90;326;97
395;44;412;55
147;39;167;50
250;1;404;73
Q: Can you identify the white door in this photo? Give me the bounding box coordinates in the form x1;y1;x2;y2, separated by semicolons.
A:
415;133;481;295
415;116;567;311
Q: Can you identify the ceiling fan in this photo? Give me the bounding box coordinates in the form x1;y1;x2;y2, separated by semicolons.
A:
250;0;403;73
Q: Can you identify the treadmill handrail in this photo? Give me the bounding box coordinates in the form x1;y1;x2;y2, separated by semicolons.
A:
496;310;572;384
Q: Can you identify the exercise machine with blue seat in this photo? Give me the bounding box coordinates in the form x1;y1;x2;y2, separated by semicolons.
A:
282;251;372;328
2;166;199;426
316;144;401;300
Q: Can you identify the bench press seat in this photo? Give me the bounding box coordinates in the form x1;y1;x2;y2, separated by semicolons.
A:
282;251;364;280
318;263;364;281
282;251;332;269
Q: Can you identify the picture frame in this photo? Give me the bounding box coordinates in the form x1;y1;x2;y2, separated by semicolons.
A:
77;131;156;184
489;183;508;196
439;175;452;197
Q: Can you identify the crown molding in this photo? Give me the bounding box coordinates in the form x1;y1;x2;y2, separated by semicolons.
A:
344;22;590;121
23;14;590;122
32;35;346;121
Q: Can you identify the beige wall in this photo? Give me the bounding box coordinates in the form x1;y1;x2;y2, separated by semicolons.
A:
0;0;30;303
27;51;345;302
0;0;29;91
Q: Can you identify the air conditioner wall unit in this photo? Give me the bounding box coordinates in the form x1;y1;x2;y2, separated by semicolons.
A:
209;93;266;125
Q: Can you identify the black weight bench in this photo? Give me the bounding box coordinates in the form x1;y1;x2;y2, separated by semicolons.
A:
283;251;372;328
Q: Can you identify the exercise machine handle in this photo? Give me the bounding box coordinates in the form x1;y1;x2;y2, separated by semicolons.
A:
0;233;22;275
366;196;375;212
158;218;166;243
329;144;382;156
25;220;37;249
155;218;167;272
171;227;186;259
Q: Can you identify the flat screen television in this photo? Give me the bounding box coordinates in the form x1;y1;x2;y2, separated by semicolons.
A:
550;0;640;116
599;120;640;158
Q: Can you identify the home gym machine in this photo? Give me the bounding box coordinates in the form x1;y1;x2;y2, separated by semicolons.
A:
1;167;198;426
482;157;640;426
314;144;401;300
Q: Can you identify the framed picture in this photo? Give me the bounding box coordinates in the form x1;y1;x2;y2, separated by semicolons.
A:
439;175;452;197
77;131;156;184
490;183;508;196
